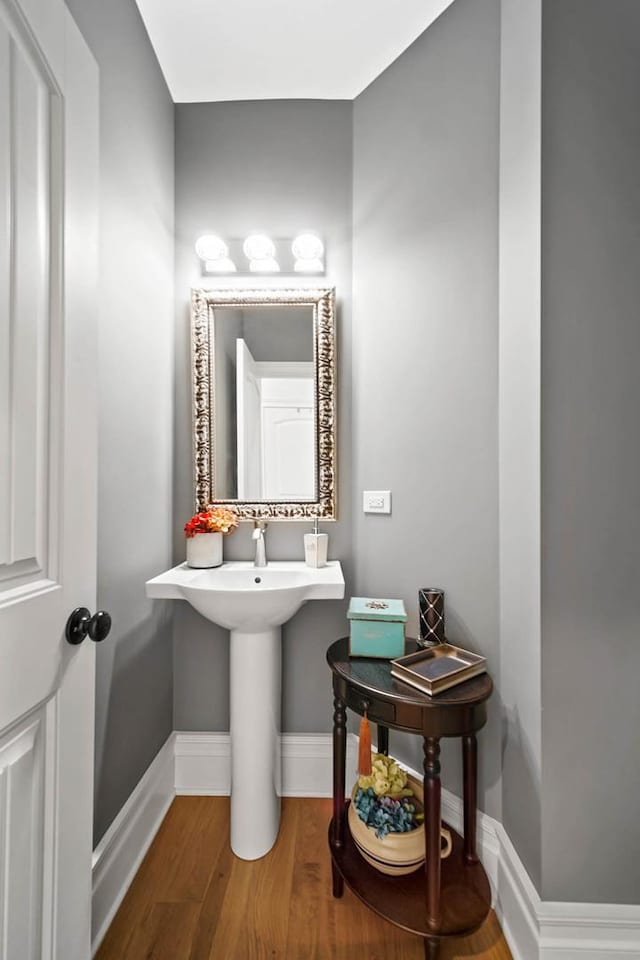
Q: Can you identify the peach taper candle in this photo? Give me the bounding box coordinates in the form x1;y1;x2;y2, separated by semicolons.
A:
358;710;372;776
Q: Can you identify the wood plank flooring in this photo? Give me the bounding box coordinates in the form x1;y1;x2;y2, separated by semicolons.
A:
96;797;513;960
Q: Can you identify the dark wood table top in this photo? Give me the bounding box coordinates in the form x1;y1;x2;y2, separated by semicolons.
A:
327;637;493;711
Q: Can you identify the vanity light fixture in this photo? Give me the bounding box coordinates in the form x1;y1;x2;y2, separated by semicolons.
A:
243;234;280;273
292;233;324;273
195;234;237;273
195;233;324;275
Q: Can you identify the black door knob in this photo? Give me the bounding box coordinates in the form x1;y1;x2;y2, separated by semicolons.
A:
65;607;112;645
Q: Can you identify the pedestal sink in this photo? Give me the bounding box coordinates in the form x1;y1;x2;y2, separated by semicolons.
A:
146;560;344;859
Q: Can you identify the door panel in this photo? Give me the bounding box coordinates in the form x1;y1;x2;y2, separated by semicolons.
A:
0;1;98;957
0;708;48;960
0;8;62;592
0;0;65;737
262;406;314;499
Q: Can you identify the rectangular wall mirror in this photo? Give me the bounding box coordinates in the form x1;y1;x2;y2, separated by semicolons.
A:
191;287;336;520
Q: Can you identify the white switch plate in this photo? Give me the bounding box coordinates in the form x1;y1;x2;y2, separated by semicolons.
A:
363;490;391;514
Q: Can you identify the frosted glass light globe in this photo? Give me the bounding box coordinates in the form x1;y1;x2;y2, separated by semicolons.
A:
243;234;276;261
195;235;228;261
292;234;323;261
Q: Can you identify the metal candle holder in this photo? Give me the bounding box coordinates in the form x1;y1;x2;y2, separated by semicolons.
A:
418;588;445;647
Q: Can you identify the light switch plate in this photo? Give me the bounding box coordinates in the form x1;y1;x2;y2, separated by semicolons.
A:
363;490;391;514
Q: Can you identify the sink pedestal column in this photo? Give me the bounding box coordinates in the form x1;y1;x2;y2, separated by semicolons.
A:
229;627;282;860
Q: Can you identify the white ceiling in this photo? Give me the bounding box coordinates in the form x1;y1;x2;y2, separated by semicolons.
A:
134;0;455;103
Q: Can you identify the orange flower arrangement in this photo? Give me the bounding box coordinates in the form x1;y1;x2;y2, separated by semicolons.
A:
184;507;238;538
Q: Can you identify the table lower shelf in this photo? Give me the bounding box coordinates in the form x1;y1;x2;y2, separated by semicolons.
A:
329;816;491;939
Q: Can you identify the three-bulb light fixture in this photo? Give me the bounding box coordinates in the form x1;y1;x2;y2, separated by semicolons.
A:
194;233;324;275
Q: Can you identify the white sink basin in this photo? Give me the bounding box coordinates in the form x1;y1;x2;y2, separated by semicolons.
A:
146;560;344;632
146;558;345;862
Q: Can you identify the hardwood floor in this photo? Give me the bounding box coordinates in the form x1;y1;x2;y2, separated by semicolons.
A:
96;797;513;960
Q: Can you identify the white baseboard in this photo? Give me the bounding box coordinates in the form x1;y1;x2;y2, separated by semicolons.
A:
494;823;640;959
282;732;358;796
494;822;540;960
174;732;230;795
92;731;640;960
536;900;640;960
174;730;358;798
91;733;175;955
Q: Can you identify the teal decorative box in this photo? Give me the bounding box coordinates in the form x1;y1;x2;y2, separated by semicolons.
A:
348;597;407;658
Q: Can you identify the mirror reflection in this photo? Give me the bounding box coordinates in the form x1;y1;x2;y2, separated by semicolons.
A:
213;306;315;501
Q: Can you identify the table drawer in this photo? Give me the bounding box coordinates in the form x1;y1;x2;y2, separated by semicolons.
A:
346;689;396;726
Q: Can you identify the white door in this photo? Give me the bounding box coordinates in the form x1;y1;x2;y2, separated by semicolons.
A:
236;338;262;499
260;374;314;500
0;0;98;957
261;406;314;499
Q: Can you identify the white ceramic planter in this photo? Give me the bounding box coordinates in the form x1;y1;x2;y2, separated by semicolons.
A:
186;532;223;568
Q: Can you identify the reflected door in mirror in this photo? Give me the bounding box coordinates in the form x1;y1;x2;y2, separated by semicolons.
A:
260;377;314;499
237;338;314;500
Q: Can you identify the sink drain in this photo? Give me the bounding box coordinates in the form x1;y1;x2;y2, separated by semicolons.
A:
254;577;262;584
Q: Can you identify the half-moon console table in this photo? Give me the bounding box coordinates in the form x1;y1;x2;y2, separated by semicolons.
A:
326;637;493;960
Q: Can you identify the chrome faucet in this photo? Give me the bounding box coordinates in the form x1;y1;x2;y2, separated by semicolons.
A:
252;520;267;567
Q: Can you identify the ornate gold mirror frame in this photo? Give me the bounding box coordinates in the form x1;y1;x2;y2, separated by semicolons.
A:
191;287;336;520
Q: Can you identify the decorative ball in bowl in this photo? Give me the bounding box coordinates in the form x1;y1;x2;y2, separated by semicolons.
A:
348;771;452;877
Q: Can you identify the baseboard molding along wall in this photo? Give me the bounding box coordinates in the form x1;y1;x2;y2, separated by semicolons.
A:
173;731;358;797
91;734;175;954
91;732;640;959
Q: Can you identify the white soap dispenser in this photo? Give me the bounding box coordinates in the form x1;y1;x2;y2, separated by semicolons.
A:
304;519;328;568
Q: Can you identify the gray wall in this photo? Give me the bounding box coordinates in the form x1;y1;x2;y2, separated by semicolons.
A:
242;307;313;362
540;0;640;903
64;0;175;844
174;101;353;732
498;0;543;891
352;0;501;818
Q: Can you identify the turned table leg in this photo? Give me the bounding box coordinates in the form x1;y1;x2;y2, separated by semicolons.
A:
377;724;389;756
331;689;347;898
424;938;440;960
424;737;442;932
463;733;479;864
